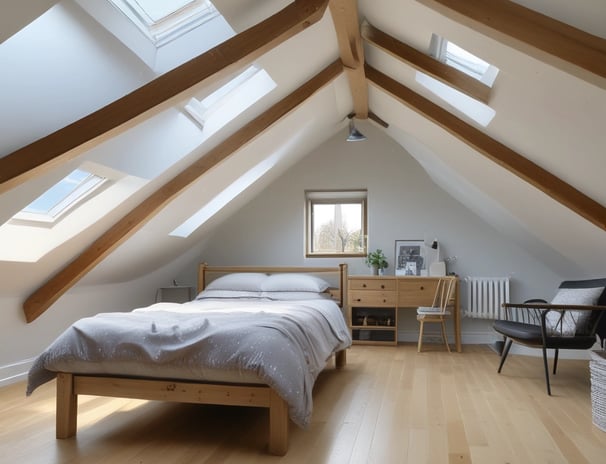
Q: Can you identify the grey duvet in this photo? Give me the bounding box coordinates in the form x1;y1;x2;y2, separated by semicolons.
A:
26;298;351;427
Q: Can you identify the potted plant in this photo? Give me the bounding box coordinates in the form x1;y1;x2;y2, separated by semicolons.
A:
366;249;388;275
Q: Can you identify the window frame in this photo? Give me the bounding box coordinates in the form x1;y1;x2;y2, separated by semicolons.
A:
11;169;107;226
305;189;368;258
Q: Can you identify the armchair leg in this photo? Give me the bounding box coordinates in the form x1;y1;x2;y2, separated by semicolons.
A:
541;346;552;396
553;349;559;375
497;339;513;373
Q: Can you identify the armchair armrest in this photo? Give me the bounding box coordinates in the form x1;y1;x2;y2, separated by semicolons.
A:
502;303;606;311
501;302;606;337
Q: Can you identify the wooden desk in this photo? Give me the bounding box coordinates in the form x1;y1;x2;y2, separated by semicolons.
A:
348;275;461;352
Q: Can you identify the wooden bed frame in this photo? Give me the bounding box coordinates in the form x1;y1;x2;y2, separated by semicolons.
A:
55;264;349;456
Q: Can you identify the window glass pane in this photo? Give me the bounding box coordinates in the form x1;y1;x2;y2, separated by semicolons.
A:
445;42;490;80
23;169;91;215
306;191;367;256
17;169;105;223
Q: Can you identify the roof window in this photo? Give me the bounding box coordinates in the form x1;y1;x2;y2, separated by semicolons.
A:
184;66;276;136
429;34;499;87
13;169;106;224
108;0;219;46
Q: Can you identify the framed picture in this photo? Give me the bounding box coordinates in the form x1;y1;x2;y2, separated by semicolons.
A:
395;240;426;276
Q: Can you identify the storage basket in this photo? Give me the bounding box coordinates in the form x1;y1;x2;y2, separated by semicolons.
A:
590;350;606;432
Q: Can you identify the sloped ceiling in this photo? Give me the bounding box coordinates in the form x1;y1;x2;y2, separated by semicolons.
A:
0;0;605;319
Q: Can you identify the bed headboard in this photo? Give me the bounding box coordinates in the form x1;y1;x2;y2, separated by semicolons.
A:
198;263;348;307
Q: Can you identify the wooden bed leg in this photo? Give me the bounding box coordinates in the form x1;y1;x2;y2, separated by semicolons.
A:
56;373;77;439
268;390;288;456
335;349;347;369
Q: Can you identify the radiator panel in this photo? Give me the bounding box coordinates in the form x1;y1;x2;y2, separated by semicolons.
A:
465;277;510;319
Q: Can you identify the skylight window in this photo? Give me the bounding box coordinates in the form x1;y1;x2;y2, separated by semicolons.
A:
184;66;276;137
430;34;499;87
108;0;219;46
13;169;106;224
416;72;496;127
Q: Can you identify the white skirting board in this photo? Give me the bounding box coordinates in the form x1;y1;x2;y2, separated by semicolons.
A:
397;328;598;360
0;358;34;387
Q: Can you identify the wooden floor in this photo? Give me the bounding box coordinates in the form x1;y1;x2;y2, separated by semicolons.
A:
2;344;606;463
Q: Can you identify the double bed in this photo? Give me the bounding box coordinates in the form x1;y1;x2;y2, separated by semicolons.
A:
26;264;351;455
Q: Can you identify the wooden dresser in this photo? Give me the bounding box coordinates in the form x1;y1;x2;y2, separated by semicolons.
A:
348;275;461;351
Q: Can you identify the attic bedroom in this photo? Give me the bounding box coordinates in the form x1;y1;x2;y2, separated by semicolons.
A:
1;0;605;462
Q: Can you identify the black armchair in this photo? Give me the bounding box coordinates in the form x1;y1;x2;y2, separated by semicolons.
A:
493;278;606;395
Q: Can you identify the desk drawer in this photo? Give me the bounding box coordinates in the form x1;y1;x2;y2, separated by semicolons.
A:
397;279;438;306
349;290;396;307
349;279;396;291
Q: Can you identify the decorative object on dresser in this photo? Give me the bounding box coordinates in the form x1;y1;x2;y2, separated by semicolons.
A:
395;240;426;276
348;275;461;351
365;248;388;275
416;276;457;352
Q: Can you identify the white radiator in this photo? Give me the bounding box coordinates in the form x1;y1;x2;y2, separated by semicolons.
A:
465;277;510;319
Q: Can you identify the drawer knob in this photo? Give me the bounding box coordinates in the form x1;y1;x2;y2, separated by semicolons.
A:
420;286;424;290
355;298;361;302
383;299;386;303
380;284;385;289
362;284;367;288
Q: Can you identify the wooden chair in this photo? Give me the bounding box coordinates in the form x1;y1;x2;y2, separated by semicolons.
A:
417;276;457;352
493;278;606;395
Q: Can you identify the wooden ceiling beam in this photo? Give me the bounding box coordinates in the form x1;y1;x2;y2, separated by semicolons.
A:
329;0;368;119
417;0;606;89
362;21;491;104
0;0;329;195
23;60;343;323
365;64;606;232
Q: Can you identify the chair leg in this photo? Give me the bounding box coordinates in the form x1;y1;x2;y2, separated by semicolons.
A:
417;320;424;352
497;339;513;373
541;346;552;396
440;320;451;353
553;348;559;375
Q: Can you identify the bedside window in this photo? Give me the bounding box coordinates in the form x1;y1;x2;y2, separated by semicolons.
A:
305;190;367;257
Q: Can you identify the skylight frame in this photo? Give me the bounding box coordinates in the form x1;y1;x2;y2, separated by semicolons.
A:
429;34;499;88
13;169;107;224
108;0;220;46
184;65;277;136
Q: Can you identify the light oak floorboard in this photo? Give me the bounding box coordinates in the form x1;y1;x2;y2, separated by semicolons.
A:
3;345;606;463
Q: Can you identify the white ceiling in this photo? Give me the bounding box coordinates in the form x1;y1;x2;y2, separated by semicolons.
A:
0;0;605;297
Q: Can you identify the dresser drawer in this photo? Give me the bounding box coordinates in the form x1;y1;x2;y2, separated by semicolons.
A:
349;278;396;291
349;290;397;307
397;278;438;306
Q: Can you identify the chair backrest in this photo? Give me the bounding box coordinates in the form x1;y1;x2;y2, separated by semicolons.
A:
431;277;457;313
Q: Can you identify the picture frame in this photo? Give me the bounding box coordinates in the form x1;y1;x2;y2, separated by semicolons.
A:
395;240;426;276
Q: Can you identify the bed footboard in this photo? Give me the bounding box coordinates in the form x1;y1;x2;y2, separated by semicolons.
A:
55;373;290;455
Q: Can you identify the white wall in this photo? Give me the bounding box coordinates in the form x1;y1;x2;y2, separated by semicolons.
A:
197;123;565;343
0;247;197;386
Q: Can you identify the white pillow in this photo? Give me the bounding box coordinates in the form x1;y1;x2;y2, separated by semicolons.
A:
195;289;263;300
545;286;604;336
205;273;267;292
261;291;331;301
261;273;330;293
550;287;604;306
